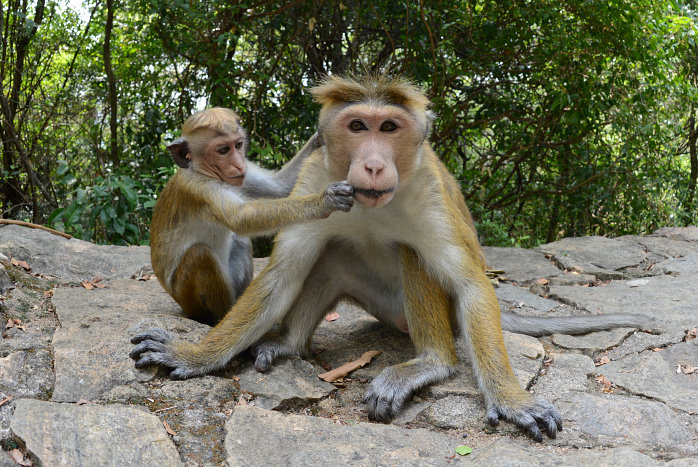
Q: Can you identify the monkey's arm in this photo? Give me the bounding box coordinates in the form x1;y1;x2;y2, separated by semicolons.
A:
180;170;352;236
209;182;351;236
241;133;321;198
460;276;562;441
131;226;325;378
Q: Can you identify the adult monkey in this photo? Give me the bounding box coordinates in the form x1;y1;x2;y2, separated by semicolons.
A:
133;77;650;440
150;107;353;325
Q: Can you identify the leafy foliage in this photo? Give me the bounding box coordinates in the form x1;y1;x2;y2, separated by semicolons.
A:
1;0;696;246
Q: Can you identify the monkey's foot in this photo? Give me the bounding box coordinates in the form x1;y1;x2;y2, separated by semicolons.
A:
487;398;562;442
362;360;454;423
129;328;199;380
251;340;299;372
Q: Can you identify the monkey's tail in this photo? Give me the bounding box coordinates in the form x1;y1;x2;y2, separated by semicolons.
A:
499;312;654;337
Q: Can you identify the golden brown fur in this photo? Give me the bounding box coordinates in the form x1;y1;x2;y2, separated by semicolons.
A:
133;76;648;440
150;108;353;324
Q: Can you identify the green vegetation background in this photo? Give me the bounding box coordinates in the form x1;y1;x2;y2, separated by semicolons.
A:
1;0;697;249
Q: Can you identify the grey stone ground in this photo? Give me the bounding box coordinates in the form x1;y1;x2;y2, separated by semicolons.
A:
0;224;696;466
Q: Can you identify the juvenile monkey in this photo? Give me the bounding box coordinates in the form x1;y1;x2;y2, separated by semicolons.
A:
150;107;353;325
133;78;650;440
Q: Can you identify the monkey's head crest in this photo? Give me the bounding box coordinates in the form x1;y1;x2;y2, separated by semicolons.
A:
312;75;429;110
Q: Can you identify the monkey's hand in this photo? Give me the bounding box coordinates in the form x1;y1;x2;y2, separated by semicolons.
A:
129;328;201;380
321;181;354;215
363;359;454;423
486;397;562;442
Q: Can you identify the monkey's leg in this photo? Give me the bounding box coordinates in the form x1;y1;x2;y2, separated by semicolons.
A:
456;274;562;441
251;257;343;371
363;246;458;423
253;244;369;370
131;231;324;379
253;242;405;371
171;244;235;325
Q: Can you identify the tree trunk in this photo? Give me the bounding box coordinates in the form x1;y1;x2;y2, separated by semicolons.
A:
686;112;697;224
1;0;46;217
103;0;119;166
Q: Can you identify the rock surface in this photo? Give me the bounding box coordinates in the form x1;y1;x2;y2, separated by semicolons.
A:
10;399;182;467
1;224;697;465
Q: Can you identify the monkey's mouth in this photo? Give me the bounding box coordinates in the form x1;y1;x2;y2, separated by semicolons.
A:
353;186;395;199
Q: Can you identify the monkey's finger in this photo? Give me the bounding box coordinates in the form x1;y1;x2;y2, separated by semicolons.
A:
517;413;544;442
132;351;172;369
131;328;172;344
334;180;355;195
337;197;354;211
362;391;381;420
540;415;559;439
131;328;172;345
129;340;169;360
485;406;501;427
537;408;563;439
367;399;392;423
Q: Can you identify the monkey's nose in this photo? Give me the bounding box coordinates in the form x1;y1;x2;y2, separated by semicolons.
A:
364;159;386;178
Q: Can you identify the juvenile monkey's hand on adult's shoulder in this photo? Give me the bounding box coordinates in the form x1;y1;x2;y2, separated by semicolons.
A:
322;180;354;214
129;328;199;380
487;397;563;442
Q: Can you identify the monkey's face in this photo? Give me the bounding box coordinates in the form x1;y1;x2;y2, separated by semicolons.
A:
190;130;248;186
323;103;424;208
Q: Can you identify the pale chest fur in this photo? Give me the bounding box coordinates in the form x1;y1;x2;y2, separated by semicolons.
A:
288;158;466;287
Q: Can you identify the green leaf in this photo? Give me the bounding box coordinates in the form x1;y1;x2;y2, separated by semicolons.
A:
113;217;126;235
455;445;473;456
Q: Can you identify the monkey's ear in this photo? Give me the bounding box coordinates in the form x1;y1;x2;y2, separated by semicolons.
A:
424;110;436;139
167;138;191;168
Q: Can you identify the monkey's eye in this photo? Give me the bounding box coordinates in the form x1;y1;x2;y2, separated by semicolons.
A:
217;145;230;155
234;141;244;150
349;120;368;132
380;121;398;132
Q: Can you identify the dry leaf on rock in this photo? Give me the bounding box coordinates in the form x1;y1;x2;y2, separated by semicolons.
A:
80;277;107;290
10;449;31;466
10;258;31;272
596;374;613;392
0;395;14;406
595;355;611;366
5;318;23;330
318;350;382;382
163;420;177;436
